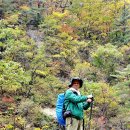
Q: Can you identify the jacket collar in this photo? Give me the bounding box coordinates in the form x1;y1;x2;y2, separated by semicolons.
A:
69;87;80;95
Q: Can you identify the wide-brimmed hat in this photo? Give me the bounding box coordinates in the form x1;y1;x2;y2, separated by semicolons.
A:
68;77;83;88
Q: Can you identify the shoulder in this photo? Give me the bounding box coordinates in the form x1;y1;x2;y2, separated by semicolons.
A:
65;89;78;96
65;89;73;94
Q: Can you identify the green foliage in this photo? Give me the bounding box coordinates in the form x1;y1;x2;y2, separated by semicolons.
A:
0;60;30;92
19;3;44;27
91;44;123;79
0;20;36;63
84;81;119;117
110;2;130;45
82;81;120;129
111;64;130;111
112;64;130;80
0;0;18;13
32;75;63;105
70;62;91;78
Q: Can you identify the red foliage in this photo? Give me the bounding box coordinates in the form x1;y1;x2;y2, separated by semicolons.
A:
2;96;14;103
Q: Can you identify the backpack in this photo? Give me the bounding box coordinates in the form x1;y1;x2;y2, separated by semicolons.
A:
56;93;66;126
56;91;78;126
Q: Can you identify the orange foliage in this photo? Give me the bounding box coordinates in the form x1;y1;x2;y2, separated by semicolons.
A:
60;24;74;34
60;24;79;39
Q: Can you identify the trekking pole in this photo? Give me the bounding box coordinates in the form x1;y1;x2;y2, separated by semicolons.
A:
87;94;94;130
83;118;84;130
87;102;93;130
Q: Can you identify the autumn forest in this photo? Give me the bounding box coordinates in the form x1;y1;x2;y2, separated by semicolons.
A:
0;0;130;130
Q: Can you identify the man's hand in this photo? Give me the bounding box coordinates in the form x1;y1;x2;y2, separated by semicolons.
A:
86;94;94;103
86;98;92;103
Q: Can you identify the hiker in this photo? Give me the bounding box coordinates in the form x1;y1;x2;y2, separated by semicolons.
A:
64;77;93;130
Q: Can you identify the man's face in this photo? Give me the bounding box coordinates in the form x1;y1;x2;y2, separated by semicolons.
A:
72;80;80;89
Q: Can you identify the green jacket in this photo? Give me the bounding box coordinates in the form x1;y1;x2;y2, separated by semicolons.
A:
64;89;90;120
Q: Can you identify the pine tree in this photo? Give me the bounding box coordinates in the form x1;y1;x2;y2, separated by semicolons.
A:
110;0;130;45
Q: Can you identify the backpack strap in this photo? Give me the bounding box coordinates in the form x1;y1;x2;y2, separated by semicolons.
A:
62;92;70;118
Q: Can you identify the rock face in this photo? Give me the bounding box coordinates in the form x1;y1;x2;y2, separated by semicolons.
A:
40;107;56;118
27;29;44;47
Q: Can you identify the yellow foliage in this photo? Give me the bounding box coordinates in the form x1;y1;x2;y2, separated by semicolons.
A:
60;52;67;57
9;85;21;91
64;10;70;16
6;14;19;24
52;11;69;19
16;116;26;125
52;12;64;18
57;32;73;42
124;0;130;4
25;52;33;58
20;5;30;11
84;62;91;67
92;53;98;58
34;128;41;130
119;45;130;53
109;101;118;108
117;1;126;8
35;70;48;76
5;124;13;129
80;10;87;19
42;125;50;129
101;33;107;37
72;20;81;27
53;54;62;58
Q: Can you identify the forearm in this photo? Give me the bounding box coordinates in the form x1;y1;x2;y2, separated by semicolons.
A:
65;91;87;103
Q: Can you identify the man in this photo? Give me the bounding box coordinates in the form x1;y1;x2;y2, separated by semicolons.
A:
64;77;93;130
